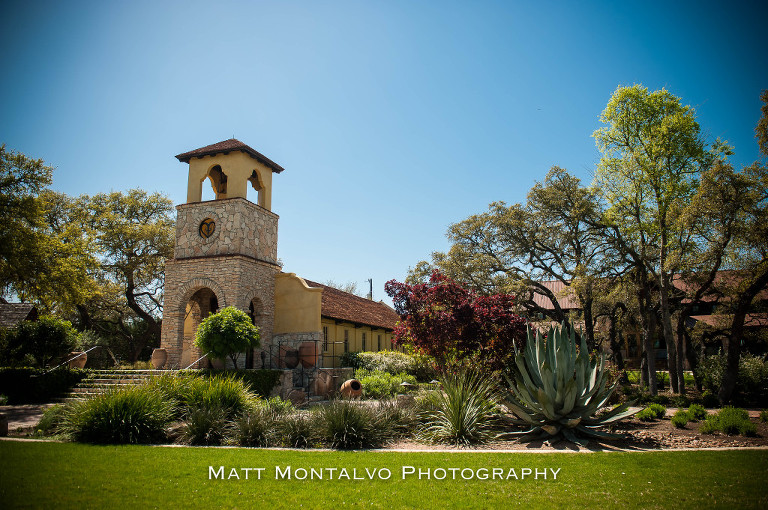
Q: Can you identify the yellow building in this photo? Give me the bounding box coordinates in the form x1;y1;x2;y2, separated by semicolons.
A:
161;139;399;375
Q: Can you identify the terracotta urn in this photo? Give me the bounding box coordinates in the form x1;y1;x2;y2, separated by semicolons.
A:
151;348;167;369
298;341;318;368
209;357;226;370
339;379;362;399
68;351;87;369
279;346;299;369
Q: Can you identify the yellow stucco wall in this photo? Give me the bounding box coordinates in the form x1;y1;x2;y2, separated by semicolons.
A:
319;318;394;367
186;151;274;209
273;273;322;334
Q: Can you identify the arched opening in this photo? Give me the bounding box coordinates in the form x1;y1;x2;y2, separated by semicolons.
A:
181;287;220;368
201;165;228;201
247;169;264;206
246;297;264;369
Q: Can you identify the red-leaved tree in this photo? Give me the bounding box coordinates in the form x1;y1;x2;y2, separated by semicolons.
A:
385;270;527;372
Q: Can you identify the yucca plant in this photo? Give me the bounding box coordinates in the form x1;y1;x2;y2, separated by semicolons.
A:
504;323;635;445
419;369;501;445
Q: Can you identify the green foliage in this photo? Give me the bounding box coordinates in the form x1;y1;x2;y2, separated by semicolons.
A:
61;385;173;444
355;369;417;399
343;350;436;382
419;369;500;445
0;394;7;405
505;324;635;444
276;412;315;448
0;367;89;404
234;407;275;447
259;396;294;416
759;409;768;423
700;390;720;408
35;404;66;436
181;404;231;446
194;306;260;366
231;369;281;398
317;400;392;449
687;404;708;421
697;352;768;406
2;316;79;368
671;410;689;428
700;407;757;436
637;404;666;422
183;374;255;419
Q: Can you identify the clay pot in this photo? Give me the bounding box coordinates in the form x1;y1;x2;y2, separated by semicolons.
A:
298;342;318;368
279;346;299;369
312;371;332;398
209;357;225;370
68;351;87;369
151;348;167;369
339;379;362;399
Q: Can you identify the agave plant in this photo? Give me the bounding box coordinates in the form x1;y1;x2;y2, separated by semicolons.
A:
504;323;635;445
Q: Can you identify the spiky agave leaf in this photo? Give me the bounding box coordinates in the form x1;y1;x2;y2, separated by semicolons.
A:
504;323;636;445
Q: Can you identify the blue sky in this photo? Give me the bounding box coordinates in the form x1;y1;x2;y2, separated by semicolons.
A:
2;0;766;304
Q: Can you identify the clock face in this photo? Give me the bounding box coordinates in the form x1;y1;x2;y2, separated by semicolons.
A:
199;218;216;239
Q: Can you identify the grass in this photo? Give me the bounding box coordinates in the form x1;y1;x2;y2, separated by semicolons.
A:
1;442;767;509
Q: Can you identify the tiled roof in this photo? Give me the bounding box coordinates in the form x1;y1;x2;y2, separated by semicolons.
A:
0;303;38;328
675;271;768;303
689;313;768;329
531;280;581;310
303;280;399;331
175;139;285;173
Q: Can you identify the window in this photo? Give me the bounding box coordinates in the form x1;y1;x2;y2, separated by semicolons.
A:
362;332;366;351
323;326;329;351
344;330;349;353
377;335;381;351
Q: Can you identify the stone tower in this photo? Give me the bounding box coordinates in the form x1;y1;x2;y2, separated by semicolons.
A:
160;139;283;368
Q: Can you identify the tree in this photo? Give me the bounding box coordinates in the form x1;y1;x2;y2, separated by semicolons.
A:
407;167;608;350
385;270;527;372
323;280;363;297
593;85;722;395
76;189;175;362
194;306;261;367
3;316;79;368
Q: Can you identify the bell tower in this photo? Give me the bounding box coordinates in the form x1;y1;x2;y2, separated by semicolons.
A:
160;139;284;368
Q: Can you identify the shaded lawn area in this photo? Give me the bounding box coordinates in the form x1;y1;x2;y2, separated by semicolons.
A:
1;441;766;509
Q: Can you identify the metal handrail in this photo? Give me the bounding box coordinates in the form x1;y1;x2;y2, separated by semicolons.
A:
44;345;102;374
182;351;211;371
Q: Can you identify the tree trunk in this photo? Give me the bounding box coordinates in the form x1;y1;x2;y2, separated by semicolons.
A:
659;270;679;394
637;280;657;394
583;296;596;352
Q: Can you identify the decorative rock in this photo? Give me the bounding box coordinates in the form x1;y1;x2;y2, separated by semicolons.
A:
287;389;306;406
68;352;87;369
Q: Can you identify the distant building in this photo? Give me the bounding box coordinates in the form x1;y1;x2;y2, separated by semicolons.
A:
0;299;38;329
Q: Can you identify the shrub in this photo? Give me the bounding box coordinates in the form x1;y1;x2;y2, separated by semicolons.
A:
182;404;231;446
637;404;666;422
375;399;416;438
671;395;691;409
671;410;689;429
355;369;417;399
1;316;79;368
317;400;391;449
0;368;89;404
697;352;768;406
194;306;260;367
760;409;768;423
276;412;315;448
420;370;500;445
260;396;294;416
62;385;173;444
700;407;756;436
232;370;281;398
687;403;708;421
0;394;7;405
234;407;275;447
35;404;67;435
184;374;256;418
347;350;436;382
700;390;720;408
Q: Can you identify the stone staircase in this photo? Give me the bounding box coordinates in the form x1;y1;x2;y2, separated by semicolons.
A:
60;370;167;402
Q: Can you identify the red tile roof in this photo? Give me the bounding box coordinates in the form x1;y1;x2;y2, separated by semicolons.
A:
689;313;768;329
303;280;399;331
531;280;581;310
175;138;285;173
0;303;38;328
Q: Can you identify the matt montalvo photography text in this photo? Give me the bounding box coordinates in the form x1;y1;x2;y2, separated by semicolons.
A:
209;465;562;481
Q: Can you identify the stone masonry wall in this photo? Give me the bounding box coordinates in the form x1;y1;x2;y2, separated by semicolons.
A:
161;255;279;369
174;198;278;264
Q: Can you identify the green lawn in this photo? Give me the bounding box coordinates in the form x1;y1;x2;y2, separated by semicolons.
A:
1;441;766;509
